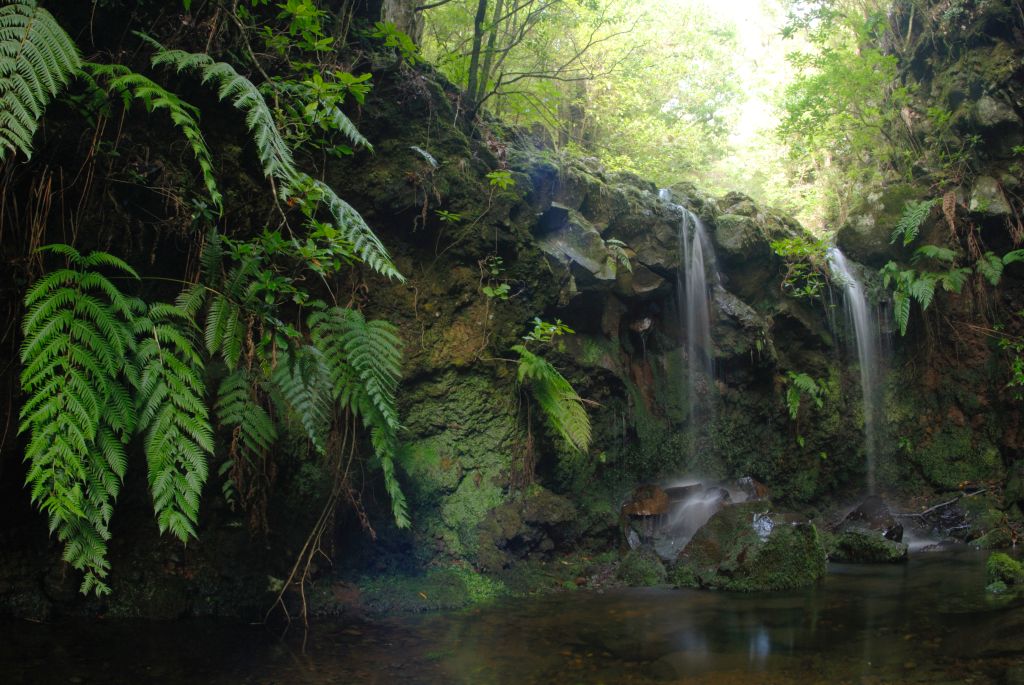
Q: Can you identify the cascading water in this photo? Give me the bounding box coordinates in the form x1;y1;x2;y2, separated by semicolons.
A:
827;248;883;493
679;208;717;454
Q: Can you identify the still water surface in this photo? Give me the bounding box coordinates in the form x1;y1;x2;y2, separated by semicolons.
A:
4;550;1024;684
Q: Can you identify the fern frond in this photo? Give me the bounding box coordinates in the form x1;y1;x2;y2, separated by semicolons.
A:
939;267;971;293
908;274;937;310
84;62;222;214
891;198;937;246
134;303;211;542
19;246;139;594
295;175;403;282
271;346;332;454
147;42;402;282
310;307;402;430
912;245;956;263
1003;249;1024;266
978;252;1004;286
204;293;245;369
512;344;591;454
372;427;409;528
215;368;277;470
893;291;911;336
0;1;81;159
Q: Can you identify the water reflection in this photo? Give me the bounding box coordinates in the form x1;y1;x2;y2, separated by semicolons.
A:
3;550;1024;684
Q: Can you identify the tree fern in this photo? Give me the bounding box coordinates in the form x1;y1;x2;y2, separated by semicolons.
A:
978;252;1004;287
0;0;81;159
512;344;591;454
134;302;212;541
890;198;938;246
147;42;403;282
84;62;222;213
19;245;141;595
310;307;408;527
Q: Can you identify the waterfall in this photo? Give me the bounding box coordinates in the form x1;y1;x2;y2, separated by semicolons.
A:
660;190;718;457
827;248;883;493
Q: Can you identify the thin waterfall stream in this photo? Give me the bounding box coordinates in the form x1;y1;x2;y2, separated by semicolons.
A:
661;191;719;459
827;247;884;493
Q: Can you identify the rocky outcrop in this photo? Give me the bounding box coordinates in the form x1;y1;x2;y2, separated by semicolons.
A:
672;501;827;591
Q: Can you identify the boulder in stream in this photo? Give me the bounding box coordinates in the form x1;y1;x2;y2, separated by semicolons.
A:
672;501;827;591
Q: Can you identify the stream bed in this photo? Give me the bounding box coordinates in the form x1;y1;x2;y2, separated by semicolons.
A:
4;550;1024;684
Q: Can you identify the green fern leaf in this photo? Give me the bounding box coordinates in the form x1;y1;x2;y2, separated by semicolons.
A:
893;291;911;336
134;303;211;542
84;62;222;213
978;252;1004;286
19;245;139;595
512;345;591;454
271;346;332;455
1003;249;1024;266
891;199;937;246
912;245;956;264
0;1;81;159
214;369;277;501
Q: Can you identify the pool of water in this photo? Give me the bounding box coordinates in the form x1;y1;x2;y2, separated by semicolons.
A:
4;550;1024;684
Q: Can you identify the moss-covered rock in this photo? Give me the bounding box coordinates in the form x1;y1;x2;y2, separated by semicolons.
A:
675;501;827;591
358;565;508;613
616;549;667;586
987;552;1024;586
828;530;909;563
836;183;922;267
474;487;577;571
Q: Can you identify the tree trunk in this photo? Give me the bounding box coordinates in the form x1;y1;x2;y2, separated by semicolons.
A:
466;0;489;108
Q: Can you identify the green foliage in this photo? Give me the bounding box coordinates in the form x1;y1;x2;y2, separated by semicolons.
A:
214;369;277;507
148;42;402;281
605;238;632;275
785;372;824;420
772;236;829;299
369;21;421;64
134;303;212;542
890;199;938;247
486;169;514;190
0;0;81;159
522;317;574;344
512;344;591;454
83;62;222;213
881;250;972;336
19;245;142;595
309;307;408;527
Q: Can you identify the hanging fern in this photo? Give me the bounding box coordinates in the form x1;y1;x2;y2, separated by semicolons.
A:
214;369;277;508
19;245;142;595
785;372;824;420
271;345;333;455
512;344;591;455
890;198;938;246
83;62;222;213
310;307;408;527
147;41;403;282
134;303;213;542
0;0;81;159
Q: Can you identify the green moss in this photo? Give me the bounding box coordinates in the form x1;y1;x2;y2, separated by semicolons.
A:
359;565;508;613
616;550;667;586
974;528;1013;550
912;425;1004;490
829;530;908;563
987;552;1023;585
669;563;699;589
680;502;827;592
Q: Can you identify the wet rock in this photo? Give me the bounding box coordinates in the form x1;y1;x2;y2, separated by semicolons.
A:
839;495;904;541
474;488;577;572
616;549;667;586
674;501;827;591
734;476;769;501
622;484;670;517
836;184;922;266
987;552;1024;585
829;530;909;563
968;175;1012;216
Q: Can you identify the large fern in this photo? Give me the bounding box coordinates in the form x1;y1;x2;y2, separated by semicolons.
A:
133;302;213;541
310;307;408;527
0;0;81;159
84;63;222;213
147;43;403;282
512;344;591;455
271;345;333;455
19;245;142;595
